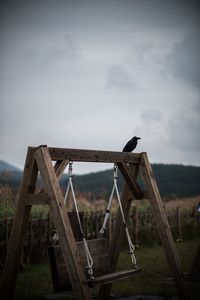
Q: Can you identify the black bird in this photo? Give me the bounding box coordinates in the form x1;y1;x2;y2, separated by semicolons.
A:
123;136;141;152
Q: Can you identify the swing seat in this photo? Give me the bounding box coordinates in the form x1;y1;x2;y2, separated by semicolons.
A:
48;237;141;292
85;267;142;287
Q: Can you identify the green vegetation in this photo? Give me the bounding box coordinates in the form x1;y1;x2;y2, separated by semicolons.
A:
14;239;200;299
1;161;200;198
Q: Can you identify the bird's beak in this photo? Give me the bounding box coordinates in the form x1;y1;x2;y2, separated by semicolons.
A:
137;137;141;140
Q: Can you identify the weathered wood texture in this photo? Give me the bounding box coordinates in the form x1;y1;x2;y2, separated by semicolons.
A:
24;193;50;205
30;146;141;163
86;268;142;286
35;146;91;300
141;153;190;300
53;159;69;179
49;238;111;292
1;146;190;300
117;162;143;199
0;147;38;300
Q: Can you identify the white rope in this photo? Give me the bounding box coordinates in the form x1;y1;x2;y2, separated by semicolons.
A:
64;180;70;205
83;238;94;278
125;227;137;267
98;184;115;238
99;164;137;268
64;162;94;278
114;174;137;268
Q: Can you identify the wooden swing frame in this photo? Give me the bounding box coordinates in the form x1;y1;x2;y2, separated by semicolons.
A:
0;145;190;300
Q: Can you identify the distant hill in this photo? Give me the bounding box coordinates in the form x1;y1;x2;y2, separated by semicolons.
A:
0;160;200;198
0;160;21;172
66;164;200;198
0;160;22;187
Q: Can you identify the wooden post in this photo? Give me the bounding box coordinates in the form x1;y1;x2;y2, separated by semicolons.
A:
141;153;190;300
132;206;139;246
0;148;38;299
35;146;91;300
176;207;182;241
189;242;200;281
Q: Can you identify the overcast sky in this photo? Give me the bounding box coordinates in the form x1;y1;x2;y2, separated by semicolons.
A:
0;0;200;174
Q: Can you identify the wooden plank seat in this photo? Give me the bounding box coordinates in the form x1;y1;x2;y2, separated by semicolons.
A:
49;237;142;292
86;268;142;287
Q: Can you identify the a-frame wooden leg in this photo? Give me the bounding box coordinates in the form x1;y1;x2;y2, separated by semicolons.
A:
98;163;139;299
0;147;38;300
35;146;91;300
141;153;190;300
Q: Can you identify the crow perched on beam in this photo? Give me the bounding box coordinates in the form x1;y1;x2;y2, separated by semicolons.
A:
123;136;141;152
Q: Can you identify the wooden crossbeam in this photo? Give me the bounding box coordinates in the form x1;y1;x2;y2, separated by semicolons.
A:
24;193;50;205
30;146;141;163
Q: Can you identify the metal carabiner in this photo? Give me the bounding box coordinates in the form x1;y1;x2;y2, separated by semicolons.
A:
113;163;119;180
68;161;73;177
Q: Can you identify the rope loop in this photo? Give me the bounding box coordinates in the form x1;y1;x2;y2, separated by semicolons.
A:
98;163;138;268
113;163;119;180
64;161;94;278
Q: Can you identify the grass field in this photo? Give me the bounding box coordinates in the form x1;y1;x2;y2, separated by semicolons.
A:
14;238;200;300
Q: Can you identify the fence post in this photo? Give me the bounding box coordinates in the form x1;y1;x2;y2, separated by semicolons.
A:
132;206;139;246
29;215;33;264
5;216;9;251
176;207;182;241
106;211;112;247
95;211;99;237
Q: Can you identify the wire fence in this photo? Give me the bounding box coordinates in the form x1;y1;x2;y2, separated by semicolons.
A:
0;206;200;266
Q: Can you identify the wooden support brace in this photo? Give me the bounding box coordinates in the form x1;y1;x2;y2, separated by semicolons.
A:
140;152;190;300
117;162;143;199
189;242;200;281
24;193;50;205
54;159;69;179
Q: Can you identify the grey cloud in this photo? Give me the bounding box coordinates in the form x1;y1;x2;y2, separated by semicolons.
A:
0;33;81;81
24;34;81;70
141;110;163;123
168;109;200;152
106;65;135;89
167;31;200;87
1;0;200;172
